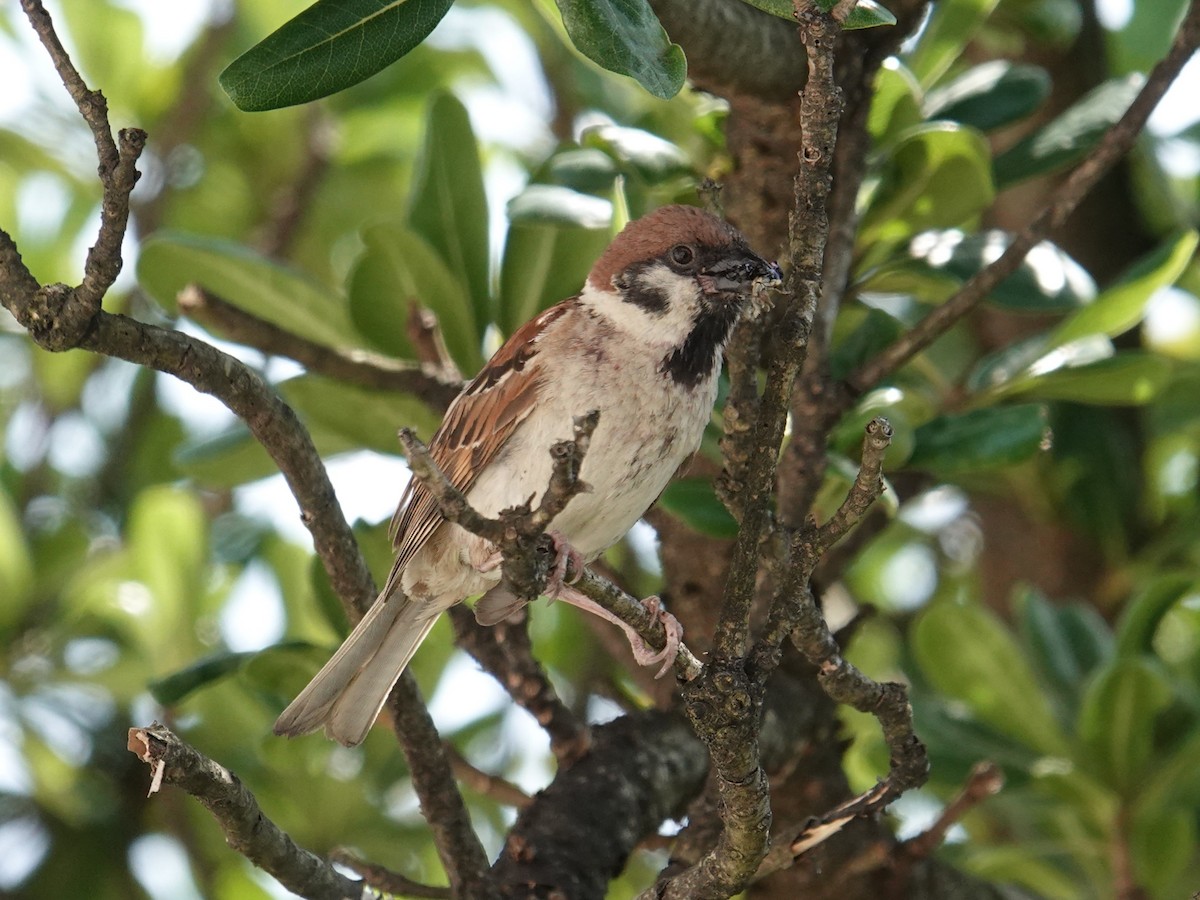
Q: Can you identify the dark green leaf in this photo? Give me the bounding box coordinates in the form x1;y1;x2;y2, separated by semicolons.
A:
347;222;481;372
966;333;1052;393
908;404;1048;473
925;61;1050;132
150;651;256;704
830;308;905;380
1050;231;1199;347
860;123;995;248
553;0;686;100
1002;353;1173;406
993;75;1144;189
1114;573;1196;657
0;491;34;635
408;93;491;328
902;229;1095;312
658;478;738;538
540;148;620;193
1015;586;1112;723
219;0;455;111
1077;657;1172;792
913;600;1067;754
137;231;358;348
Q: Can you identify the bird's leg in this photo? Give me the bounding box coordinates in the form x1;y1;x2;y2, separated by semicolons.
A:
552;585;681;679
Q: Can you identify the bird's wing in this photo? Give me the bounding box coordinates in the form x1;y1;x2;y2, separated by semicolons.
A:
384;300;576;591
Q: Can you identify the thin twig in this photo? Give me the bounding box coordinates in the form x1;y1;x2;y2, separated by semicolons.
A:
178;284;461;410
444;743;533;809
903;762;1004;859
127;724;364;900
328;849;451;899
843;0;1200;403
448;605;592;766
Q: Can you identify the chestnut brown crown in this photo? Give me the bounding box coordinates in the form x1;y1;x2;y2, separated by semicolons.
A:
588;205;751;291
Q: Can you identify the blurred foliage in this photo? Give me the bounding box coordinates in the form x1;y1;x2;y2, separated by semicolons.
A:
2;0;1199;898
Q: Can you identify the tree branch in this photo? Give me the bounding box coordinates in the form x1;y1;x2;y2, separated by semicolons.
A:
127;724;365;900
2;7;489;894
843;0;1200;403
178;284;461;410
329;850;452;899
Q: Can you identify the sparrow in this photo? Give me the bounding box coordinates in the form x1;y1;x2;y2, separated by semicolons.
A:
275;204;781;746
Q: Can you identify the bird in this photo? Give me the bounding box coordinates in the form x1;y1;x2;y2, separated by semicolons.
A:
275;204;781;746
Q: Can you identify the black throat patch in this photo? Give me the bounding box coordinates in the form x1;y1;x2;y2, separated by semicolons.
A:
662;304;740;388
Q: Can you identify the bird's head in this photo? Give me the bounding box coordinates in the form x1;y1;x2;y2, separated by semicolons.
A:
582;205;780;384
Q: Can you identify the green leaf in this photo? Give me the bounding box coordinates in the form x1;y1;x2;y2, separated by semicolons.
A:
993;75;1144;189
900;229;1095;312
127;487;208;614
348;222;481;372
581;124;692;184
1000;353;1173;406
499;193;613;334
150;650;256;705
0;491;34;636
553;0;686;100
908;404;1048;474
913;600;1068;754
1050;231;1199;347
137;232;358;348
1114;573;1196;657
408;93;491;329
657;478;738;538
541;148;620;193
1015;586;1113;722
868;59;924;148
218;0;455;111
906;0;1003;88
860;123;995;249
844;0;897;29
1077;657;1172;792
924;61;1050;132
281;374;442;454
1130;805;1195;899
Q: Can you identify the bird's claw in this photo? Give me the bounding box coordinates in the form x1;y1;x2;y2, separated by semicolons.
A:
629;596;682;679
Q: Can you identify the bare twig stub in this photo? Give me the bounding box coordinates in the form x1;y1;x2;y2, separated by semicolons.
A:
127;725;365;900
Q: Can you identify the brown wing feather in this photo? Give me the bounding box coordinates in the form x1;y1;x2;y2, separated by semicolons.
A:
383;300;576;592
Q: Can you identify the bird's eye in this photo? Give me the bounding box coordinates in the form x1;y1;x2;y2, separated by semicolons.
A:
670;244;694;266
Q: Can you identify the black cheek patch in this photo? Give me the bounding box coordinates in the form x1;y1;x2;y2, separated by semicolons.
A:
616;263;669;315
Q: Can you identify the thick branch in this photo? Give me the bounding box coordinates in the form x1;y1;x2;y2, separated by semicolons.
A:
127;724;365;900
844;0;1200;401
712;0;845;665
178;284;461;411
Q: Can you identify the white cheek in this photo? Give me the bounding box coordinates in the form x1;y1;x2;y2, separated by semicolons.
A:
582;268;701;347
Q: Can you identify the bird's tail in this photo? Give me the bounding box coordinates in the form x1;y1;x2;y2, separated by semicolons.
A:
274;588;439;747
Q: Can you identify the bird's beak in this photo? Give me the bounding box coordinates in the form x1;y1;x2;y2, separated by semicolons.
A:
700;253;783;296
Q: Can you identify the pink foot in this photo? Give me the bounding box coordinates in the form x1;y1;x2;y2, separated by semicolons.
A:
555;587;681;679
